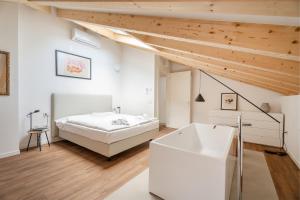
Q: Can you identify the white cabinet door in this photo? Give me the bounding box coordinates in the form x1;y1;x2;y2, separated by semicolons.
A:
166;71;191;129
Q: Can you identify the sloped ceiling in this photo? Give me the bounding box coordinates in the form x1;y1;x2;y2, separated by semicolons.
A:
24;0;300;95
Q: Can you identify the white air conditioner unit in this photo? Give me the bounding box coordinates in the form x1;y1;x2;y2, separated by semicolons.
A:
72;28;101;49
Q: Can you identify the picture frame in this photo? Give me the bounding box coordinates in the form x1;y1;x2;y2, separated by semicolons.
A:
55;50;92;80
221;93;238;110
0;51;9;96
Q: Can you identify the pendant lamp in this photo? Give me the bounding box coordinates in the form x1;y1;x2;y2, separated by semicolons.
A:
195;71;205;102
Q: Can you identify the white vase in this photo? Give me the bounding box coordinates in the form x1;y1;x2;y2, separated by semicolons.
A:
260;103;271;113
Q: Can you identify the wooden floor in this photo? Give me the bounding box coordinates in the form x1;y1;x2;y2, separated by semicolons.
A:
244;142;300;200
0;127;298;200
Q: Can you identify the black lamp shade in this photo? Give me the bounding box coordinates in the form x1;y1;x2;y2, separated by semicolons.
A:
195;93;205;102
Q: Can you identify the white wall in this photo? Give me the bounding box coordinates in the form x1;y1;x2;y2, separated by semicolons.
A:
156;56;170;122
159;77;167;123
18;5;122;149
119;45;156;117
193;69;282;123
191;69;286;148
0;2;20;158
170;63;282;123
0;3;158;156
281;95;300;168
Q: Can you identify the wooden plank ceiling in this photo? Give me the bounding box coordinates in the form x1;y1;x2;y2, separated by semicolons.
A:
27;0;300;95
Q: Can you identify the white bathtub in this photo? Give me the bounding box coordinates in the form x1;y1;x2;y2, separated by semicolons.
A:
149;123;236;200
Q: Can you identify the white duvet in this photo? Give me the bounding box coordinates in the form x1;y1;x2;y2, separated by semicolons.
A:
57;112;155;132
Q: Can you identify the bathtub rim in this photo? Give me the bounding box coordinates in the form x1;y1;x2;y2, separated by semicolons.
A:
151;123;236;161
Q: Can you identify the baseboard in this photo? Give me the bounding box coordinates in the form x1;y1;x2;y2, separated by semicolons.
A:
52;136;64;142
0;150;20;159
19;135;64;150
287;151;300;169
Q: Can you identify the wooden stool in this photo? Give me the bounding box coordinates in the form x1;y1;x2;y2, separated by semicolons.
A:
26;128;50;151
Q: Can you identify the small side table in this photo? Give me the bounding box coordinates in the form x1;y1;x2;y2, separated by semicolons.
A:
26;128;50;151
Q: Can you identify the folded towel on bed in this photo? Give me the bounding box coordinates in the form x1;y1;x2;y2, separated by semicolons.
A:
111;119;129;126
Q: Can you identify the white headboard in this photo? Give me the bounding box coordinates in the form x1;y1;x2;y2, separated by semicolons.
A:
51;93;112;138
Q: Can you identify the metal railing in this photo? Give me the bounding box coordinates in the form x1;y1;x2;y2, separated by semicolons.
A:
237;115;243;200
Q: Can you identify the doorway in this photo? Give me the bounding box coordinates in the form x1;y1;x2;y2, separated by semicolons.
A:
165;71;191;128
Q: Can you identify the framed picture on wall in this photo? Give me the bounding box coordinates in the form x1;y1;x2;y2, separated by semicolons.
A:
0;51;9;96
55;50;91;80
221;93;238;110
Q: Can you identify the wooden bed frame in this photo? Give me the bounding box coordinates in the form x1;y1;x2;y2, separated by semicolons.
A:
51;93;159;158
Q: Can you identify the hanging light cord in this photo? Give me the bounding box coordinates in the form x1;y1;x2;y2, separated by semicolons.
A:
199;71;201;94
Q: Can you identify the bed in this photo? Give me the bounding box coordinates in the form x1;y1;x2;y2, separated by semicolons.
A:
51;94;159;158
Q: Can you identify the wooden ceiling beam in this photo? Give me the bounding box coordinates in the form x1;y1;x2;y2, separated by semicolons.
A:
158;51;297;95
72;20;117;39
133;34;300;78
72;20;156;51
159;48;300;91
30;0;300;17
30;0;201;2
56;9;300;56
24;2;51;13
74;21;298;95
10;0;52;13
159;47;300;87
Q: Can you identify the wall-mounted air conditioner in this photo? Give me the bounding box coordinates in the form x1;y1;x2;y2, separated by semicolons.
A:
72;28;101;49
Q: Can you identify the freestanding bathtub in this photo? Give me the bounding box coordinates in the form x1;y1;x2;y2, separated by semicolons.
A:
149;123;237;200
